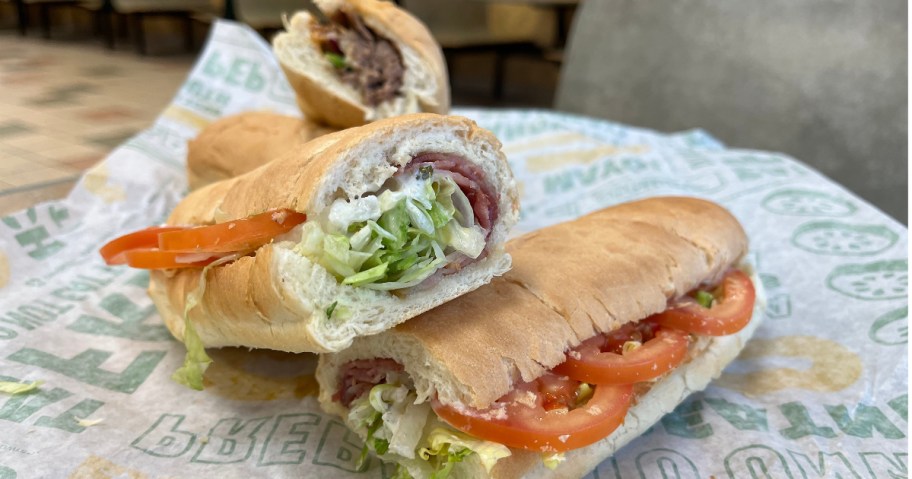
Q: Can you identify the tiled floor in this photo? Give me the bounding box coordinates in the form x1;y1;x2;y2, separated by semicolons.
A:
0;32;193;200
0;26;558;214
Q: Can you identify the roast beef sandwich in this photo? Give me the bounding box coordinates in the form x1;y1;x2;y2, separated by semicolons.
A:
100;114;518;362
273;0;449;128
316;197;765;478
187;111;337;190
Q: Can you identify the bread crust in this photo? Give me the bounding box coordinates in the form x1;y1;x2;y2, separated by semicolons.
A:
273;0;449;128
186;112;337;190
150;114;519;353
315;198;761;477
318;197;749;409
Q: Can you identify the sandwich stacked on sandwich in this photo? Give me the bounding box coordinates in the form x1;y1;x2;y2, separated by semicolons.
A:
101;114;518;356
316;197;764;478
273;0;449;128
186;111;338;190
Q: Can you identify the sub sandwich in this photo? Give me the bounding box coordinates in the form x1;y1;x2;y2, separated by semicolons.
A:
187;111;336;190
100;114;518;357
316;197;765;478
273;0;449;128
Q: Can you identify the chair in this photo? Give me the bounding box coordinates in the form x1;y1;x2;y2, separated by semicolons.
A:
109;0;216;54
555;0;907;222
401;0;555;100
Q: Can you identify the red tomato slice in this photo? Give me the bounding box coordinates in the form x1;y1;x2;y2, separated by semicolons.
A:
553;326;690;385
431;372;632;453
653;269;756;336
158;209;307;253
124;249;225;269
100;226;187;265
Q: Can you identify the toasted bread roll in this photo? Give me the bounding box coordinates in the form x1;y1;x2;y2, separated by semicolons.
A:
315;197;764;478
187;112;337;190
273;0;449;128
150;114;519;353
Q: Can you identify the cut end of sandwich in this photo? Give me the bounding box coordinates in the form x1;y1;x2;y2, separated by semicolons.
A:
273;0;450;128
150;114;518;354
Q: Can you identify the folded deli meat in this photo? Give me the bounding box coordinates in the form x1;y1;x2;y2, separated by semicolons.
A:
99;114;518;358
273;0;450;128
316;197;764;479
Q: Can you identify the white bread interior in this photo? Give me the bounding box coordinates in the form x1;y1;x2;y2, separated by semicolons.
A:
149;114;519;353
272;0;449;128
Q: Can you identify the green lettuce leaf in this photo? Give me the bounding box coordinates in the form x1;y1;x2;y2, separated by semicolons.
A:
171;315;212;390
420;427;511;474
0;380;42;395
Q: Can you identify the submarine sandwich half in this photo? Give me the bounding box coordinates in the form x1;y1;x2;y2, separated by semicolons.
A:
316;197;764;478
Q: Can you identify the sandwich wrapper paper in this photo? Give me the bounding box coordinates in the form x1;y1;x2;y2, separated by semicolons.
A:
0;21;906;479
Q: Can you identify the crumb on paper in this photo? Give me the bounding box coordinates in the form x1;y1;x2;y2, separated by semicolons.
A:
200;436;210;445
75;417;104;428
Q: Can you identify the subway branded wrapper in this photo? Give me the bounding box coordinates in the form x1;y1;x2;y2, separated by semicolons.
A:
0;21;906;479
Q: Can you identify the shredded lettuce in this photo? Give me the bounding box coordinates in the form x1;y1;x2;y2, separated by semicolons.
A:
171;314;212;390
0;380;42;395
695;290;715;308
325;52;348;69
542;452;566;470
348;378;513;478
170;255;236;390
419;428;511;474
294;169;486;290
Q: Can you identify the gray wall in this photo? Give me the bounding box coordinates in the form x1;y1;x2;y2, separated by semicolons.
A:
556;0;907;222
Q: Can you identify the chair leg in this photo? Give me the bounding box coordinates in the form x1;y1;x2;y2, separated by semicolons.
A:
493;51;507;101
15;0;28;36
132;13;146;55
39;3;50;39
183;14;194;51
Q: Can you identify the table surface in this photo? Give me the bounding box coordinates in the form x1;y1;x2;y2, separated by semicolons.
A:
0;19;905;479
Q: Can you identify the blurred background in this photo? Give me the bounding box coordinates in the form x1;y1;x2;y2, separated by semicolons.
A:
0;0;906;222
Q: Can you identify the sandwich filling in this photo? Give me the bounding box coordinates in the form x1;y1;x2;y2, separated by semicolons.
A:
311;9;405;106
293;153;498;291
332;267;758;477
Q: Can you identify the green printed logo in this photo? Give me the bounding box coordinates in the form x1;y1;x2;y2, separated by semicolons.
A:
661;399;712;439
192;417;271;464
202;51;266;92
7;347;166;393
762;189;857;217
758;273;790;319
826;260;908;300
0;465;15;479
0;375;104;433
68;293;171;341
132;414;198;457
258;414;321;466
859;452;908;479
635;448;699;478
787;450;866;479
791;221;898;256
1;205;70;260
725;445;795;478
314;421;374;472
869;307;908;346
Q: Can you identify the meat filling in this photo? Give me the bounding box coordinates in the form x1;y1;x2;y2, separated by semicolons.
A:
311;11;404;106
335;358;404;407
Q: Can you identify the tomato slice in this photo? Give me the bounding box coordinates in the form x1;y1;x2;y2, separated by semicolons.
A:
124;249;225;269
158;209;307;253
553;324;690;385
653;269;756;336
431;372;632;453
99;226;187;265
